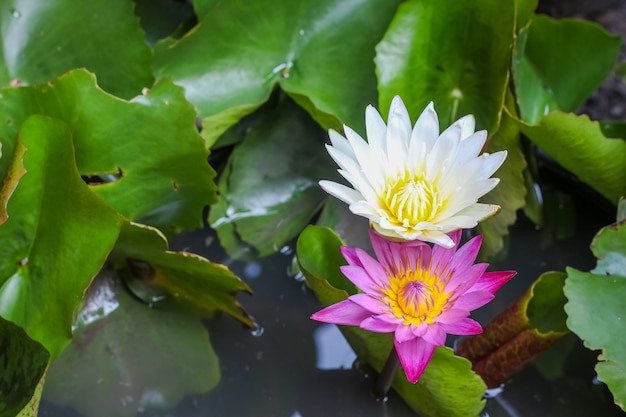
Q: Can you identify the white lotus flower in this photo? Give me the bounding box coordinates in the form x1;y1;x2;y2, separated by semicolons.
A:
319;96;507;248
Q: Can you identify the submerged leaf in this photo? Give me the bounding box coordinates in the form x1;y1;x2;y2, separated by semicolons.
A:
0;115;122;359
297;226;486;417
110;221;252;326
44;270;220;417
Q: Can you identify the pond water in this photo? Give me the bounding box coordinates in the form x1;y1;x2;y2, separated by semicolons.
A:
39;181;624;417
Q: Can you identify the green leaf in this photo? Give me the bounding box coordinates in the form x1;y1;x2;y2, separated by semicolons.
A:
0;69;217;233
0;115;122;360
513;15;621;124
0;0;153;99
517;112;626;204
297;226;486;417
0;317;49;417
600;121;626;141
208;97;335;257
296;226;356;295
44;270;220;417
15;371;45;417
110;221;252;326
516;0;538;30
376;0;515;134
153;0;403;143
134;0;196;46
476;95;527;259
565;220;626;409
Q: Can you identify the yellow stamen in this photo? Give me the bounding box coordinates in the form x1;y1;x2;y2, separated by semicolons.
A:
382;258;451;327
382;171;443;228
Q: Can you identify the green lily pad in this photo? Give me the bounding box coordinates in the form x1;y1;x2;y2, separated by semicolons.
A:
513;15;621;124
44;269;220;417
565;219;626;410
109;221;252;326
297;225;486;417
153;0;403;144
209;97;336;257
375;0;515;134
476;94;527;260
0;0;153;99
0;317;49;417
0;69;217;233
0;115;122;359
517;111;626;204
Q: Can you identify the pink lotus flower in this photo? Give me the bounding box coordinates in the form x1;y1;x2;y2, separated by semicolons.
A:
311;229;515;383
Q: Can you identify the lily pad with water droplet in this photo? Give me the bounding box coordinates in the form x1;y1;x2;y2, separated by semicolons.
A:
153;0;404;145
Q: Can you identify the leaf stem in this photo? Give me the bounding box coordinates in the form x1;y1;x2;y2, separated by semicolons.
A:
372;345;401;400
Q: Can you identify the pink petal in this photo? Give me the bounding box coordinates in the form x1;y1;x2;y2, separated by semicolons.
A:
339;265;383;295
394;337;436;383
435;308;470;324
310;300;371;326
445;263;488;294
469;270;516;294
340;245;360;266
440;318;483;336
453;291;494;312
349;293;387;315
421;324;447;345
431;231;460;272
360;316;399;333
450;235;482;272
353;247;388;287
395;323;416;343
369;229;397;271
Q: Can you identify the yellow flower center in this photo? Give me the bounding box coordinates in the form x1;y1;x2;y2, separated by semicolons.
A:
382;261;451;326
382;171;442;227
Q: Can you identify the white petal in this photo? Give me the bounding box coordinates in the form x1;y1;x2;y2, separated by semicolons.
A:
319;180;363;205
426;125;460;182
326;144;359;176
365;104;387;152
386;96;412;164
343;125;386;190
410;102;439;152
328;130;353;157
449;114;476;139
457;130;487;162
337;169;379;202
446;203;501;224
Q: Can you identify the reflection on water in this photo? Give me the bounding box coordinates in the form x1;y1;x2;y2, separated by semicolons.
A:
313;324;357;370
39;196;624;417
